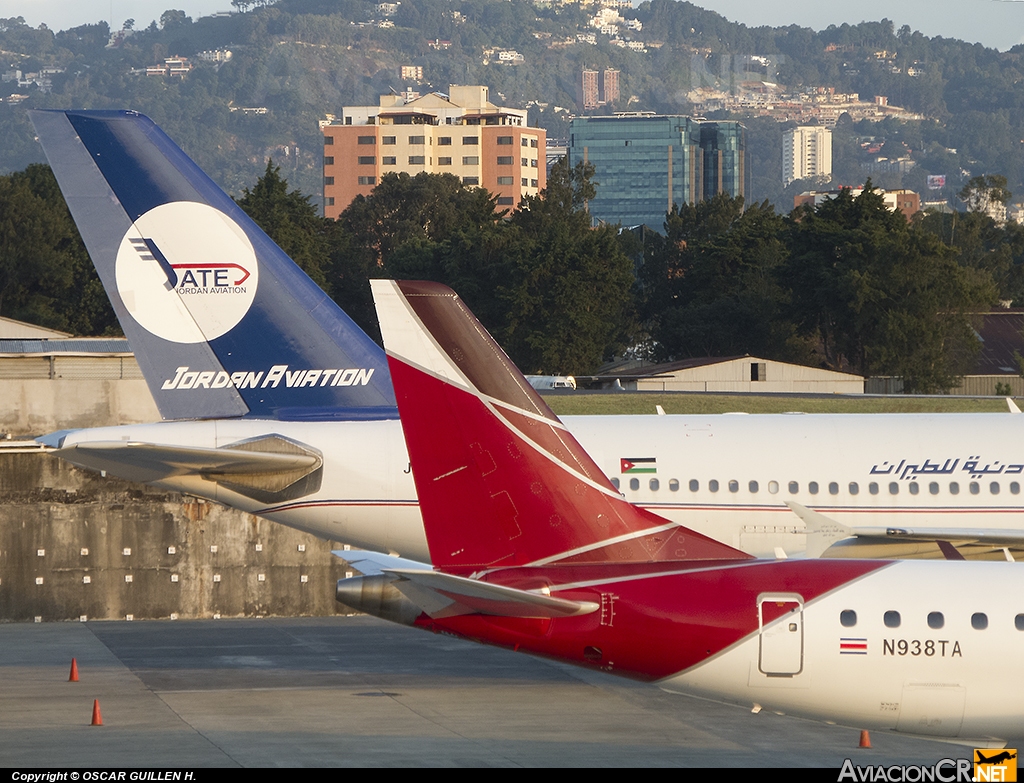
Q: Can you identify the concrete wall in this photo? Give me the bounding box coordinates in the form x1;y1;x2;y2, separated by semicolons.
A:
0;377;350;622
0;452;351;622
0;379;160;437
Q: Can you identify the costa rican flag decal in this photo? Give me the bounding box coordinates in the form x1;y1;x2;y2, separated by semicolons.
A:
840;637;868;655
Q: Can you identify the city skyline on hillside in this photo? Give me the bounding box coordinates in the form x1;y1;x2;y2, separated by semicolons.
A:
0;0;1021;52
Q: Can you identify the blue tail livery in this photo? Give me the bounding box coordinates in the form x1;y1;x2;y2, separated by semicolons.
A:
29;109;395;421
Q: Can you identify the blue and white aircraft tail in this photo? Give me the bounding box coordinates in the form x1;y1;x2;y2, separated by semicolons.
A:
30;109;394;421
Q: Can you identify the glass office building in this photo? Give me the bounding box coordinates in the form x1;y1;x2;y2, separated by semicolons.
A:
568;115;746;231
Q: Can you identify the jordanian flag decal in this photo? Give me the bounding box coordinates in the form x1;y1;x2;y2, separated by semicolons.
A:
621;458;657;474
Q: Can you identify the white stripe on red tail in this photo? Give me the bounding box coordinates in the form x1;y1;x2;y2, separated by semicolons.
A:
371;280;751;571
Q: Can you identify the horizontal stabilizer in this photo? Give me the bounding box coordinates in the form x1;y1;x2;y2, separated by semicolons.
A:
387;568;600;619
785;501;853;558
57;434;322;503
332;550;432;576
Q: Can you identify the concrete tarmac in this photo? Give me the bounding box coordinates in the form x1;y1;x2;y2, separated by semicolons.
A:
0;616;971;767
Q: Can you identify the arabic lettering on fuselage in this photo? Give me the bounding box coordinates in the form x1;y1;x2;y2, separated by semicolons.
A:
869;457;1024;480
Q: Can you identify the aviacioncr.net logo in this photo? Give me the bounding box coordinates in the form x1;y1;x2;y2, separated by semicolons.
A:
114;202;259;344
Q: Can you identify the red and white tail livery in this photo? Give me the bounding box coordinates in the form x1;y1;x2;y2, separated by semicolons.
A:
373;279;747;570
337;279;1024;746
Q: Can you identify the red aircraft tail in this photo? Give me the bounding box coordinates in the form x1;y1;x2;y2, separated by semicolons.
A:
372;280;750;571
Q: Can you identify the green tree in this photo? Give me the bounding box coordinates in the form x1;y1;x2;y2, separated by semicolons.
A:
160;10;191;30
337;164;636;374
785;185;995;392
639;194;802;362
959;174;1012;216
235;160;330;289
0;165;116;335
337;172;508;336
920;208;1024;304
497;158;636;374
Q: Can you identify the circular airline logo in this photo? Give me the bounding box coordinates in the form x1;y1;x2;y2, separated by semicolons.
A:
114;202;259;344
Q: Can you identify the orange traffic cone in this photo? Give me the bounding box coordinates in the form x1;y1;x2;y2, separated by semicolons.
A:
91;699;103;726
69;658;79;682
859;730;871;748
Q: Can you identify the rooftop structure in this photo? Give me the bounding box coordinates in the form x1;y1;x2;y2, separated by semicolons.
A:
322;86;546;218
794;187;920;220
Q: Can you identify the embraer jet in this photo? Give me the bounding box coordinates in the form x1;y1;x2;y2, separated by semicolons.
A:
334;278;1024;745
28;109;1024;561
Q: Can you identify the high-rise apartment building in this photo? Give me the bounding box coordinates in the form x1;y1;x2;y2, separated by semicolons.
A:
579;69;600;111
568;115;747;230
600;69;619;105
321;85;546;218
782;126;832;186
578;68;620;111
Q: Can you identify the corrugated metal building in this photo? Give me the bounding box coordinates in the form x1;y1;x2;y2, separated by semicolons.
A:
0;338;142;380
606;355;864;394
950;310;1024;396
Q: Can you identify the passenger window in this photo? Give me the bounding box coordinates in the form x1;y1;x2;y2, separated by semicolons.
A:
991;482;1000;495
849;482;859;495
649;478;659;491
1016;614;1024;631
840;610;857;627
884;611;900;628
728;480;739;493
709;479;719;492
972;612;988;630
889;482;899;495
869;482;879;495
768;481;779;494
611;477;620;490
929;482;939;495
909;482;919;495
629;478;639;491
748;480;759;493
828;482;839;495
689;479;699;492
788;481;799;494
1012;482;1021;495
669;479;679;492
927;611;944;629
808;481;819;495
950;482;960;495
970;482;980;495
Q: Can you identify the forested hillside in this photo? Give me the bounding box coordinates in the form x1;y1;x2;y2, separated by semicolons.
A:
3;1;1024;205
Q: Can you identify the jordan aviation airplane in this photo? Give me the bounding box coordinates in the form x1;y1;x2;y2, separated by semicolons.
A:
333;278;1024;745
28;109;1024;562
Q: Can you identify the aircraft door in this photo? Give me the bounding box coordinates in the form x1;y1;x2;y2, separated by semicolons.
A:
757;593;804;676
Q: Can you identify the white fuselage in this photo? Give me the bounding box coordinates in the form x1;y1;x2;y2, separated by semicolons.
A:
660;560;1024;743
55;412;1024;561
